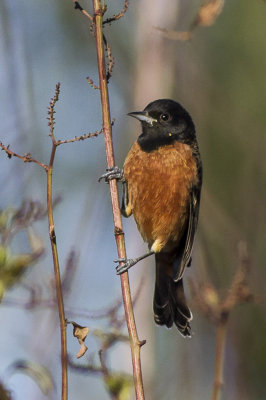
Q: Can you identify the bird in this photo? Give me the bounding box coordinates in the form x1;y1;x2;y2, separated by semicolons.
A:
101;99;202;337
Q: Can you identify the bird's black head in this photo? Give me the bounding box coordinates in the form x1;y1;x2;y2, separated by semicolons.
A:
128;99;196;152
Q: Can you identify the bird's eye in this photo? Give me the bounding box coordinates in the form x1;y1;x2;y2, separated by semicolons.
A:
160;113;169;121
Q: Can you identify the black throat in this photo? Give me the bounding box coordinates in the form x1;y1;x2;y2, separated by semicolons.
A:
137;131;177;152
137;125;196;153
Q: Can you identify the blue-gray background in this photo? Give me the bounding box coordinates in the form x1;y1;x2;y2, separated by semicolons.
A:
1;0;266;399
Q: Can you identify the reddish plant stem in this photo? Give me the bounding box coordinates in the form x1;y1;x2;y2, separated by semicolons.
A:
92;1;145;398
47;143;68;400
211;315;228;400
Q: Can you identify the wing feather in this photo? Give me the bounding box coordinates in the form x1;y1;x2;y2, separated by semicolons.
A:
173;185;200;282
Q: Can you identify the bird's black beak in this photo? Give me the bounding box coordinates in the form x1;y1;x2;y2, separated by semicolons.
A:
127;111;157;126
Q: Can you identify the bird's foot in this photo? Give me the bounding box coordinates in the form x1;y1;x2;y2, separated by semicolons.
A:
114;250;154;274
98;166;124;183
114;257;138;275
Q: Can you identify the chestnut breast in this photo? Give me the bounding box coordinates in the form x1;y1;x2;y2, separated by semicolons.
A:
123;141;198;252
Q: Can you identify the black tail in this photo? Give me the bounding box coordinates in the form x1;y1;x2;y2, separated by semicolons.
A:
153;253;192;337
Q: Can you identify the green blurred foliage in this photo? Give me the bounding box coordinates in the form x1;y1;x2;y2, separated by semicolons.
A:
0;204;44;301
0;245;34;301
0;381;12;400
104;372;133;400
8;360;54;396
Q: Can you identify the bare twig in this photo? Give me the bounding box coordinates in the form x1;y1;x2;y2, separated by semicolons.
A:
86;76;100;90
91;1;145;398
46;83;68;400
211;316;228;400
48;82;61;142
2;273;145;324
73;0;93;21
98;350;121;400
68;356;103;374
61;251;78;295
103;35;115;83
210;242;253;400
156;0;225;41
69;331;132;400
189;241;253;400
1;74;112;400
57;128;103;144
1;83;70;400
155;27;192;42
0;142;48;170
1;124;104;169
103;0;129;25
86;36;114;87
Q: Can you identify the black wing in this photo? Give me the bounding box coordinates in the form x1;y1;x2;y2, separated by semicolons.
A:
173;184;201;282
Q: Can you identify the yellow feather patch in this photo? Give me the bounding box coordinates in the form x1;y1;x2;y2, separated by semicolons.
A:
125;204;132;217
151;239;164;253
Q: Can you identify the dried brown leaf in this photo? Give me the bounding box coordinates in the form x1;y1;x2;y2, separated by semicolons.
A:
68;321;90;358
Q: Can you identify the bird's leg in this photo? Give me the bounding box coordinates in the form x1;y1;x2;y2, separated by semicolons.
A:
98;166;124;183
114;250;155;275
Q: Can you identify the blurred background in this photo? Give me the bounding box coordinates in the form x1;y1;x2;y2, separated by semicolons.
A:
0;0;266;399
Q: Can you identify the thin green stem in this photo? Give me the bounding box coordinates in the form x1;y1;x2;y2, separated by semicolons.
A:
47;143;68;400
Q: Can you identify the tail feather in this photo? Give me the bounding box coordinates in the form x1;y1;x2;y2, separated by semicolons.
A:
153;254;192;337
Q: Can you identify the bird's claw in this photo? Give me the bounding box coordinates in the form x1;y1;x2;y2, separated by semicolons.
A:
114;258;138;275
98;166;124;183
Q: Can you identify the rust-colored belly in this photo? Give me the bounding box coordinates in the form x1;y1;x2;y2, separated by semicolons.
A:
123;141;198;252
